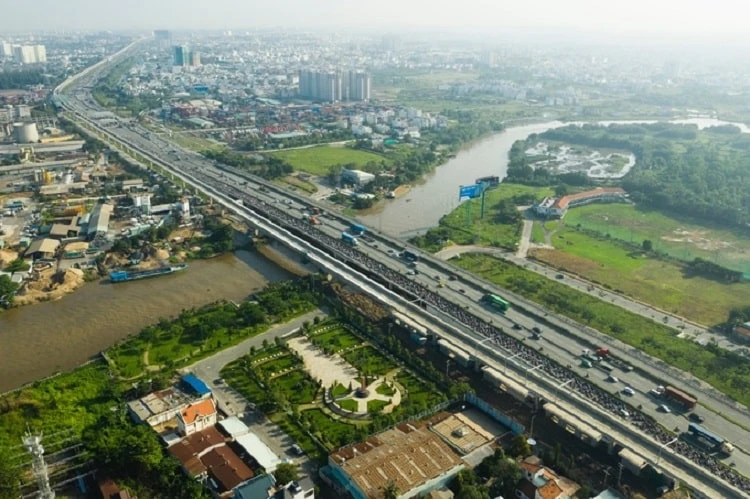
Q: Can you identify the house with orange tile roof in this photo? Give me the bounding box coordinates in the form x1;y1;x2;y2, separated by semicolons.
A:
516;456;580;499
177;398;217;436
534;187;627;219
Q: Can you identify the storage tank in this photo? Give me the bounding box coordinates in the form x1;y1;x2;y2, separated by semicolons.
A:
13;122;39;143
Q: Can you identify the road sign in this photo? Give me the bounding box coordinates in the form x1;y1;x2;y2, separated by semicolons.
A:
459;184;483;200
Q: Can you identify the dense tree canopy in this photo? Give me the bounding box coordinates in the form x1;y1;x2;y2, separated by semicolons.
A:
508;123;750;229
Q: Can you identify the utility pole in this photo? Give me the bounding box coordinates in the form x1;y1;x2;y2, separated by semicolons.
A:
23;430;55;499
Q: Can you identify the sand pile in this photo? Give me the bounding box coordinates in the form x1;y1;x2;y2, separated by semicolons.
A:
154;248;170;260
0;249;19;269
14;268;85;305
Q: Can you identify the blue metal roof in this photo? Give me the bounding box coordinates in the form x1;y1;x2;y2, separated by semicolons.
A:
181;374;211;396
233;474;275;499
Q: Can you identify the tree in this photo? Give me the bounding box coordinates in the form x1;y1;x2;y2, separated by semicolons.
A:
0;275;19;308
274;462;299;486
4;258;29;274
457;486;490;499
642;239;653;252
383;480;399;499
509;434;532;458
554;184;569;197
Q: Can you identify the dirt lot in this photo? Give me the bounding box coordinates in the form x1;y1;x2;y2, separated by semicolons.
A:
0;248;19;268
14;268;85;306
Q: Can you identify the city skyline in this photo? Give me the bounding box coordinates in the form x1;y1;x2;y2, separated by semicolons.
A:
2;0;750;41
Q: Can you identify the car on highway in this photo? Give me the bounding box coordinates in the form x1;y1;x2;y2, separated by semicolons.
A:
556;273;564;279
387;249;397;255
658;404;671;413
689;413;705;423
622;387;635;396
406;270;416;276
531;326;541;334
512;324;522;330
458;288;466;294
618;409;630;418
607;374;619;383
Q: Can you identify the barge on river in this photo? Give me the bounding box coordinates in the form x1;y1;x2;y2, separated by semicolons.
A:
110;264;188;283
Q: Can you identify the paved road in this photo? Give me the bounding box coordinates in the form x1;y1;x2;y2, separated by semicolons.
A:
183;309;324;478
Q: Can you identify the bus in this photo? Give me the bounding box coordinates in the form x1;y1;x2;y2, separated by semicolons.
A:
482;293;510;313
687;423;734;454
350;223;367;235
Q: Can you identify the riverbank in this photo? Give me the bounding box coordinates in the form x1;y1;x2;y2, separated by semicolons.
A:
0;249;291;393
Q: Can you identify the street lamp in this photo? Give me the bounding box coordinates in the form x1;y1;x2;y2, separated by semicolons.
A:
657;437;678;465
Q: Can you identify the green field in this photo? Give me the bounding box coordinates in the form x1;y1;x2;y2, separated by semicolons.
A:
337;399;359;412
341;346;398;376
376;382;395;397
565;202;750;273
275;370;319;405
533;229;750;326
300;409;356;448
412;183;554;252
256;354;299;378
0;362;115;449
453;253;750;407
269;145;388;176
367;399;389;414
309;326;362;352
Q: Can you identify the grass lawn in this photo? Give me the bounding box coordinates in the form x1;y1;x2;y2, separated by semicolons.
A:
533;229;750;326
270;145;388;176
302;408;356;448
453;253;750;407
270;413;326;461
531;221;546;244
276;175;318;194
412;183;555;252
341;346;398;376
221;362;267;403
0;362;116;449
564;204;750;273
331;382;350;398
367;399;389;414
337;399;359;412
394;372;445;410
310;327;362;352
256;354;298;378
274;370;319;405
376;382;395;397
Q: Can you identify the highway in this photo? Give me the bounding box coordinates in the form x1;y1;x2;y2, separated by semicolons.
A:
54;41;750;497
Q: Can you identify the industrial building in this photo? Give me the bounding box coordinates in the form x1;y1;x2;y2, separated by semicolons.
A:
341;169;375;187
24;238;59;260
13;122;39;143
87;203;113;240
325;422;464;499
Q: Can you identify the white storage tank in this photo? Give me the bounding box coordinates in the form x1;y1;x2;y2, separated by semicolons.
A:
13;122;39;143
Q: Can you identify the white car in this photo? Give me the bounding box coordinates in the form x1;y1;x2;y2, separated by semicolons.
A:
658;404;671;413
607;375;619;383
619;409;630;418
622;387;635;396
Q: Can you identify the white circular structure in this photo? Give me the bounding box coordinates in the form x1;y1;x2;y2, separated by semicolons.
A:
13;122;39;143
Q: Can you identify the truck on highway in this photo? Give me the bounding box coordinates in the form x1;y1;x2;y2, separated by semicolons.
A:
663;385;697;410
350;223;366;235
481;293;510;313
341;232;358;246
686;423;734;454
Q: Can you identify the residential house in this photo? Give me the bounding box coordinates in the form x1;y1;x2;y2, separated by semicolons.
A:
177;398;217;436
516;456;580;499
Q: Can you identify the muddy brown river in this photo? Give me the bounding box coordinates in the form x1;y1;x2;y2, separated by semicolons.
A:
0;250;290;393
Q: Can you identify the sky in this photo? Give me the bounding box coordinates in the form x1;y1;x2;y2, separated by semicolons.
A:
1;0;749;40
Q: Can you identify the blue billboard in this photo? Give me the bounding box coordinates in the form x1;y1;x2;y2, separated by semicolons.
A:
459;184;483;200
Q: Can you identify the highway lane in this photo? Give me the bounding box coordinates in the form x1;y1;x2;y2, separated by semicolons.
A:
99;123;750;472
58;58;750;493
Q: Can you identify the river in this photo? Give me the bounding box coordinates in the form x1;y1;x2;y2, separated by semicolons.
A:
359;118;749;237
0;250;291;393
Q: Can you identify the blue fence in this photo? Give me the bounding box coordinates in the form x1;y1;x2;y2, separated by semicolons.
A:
464;392;525;435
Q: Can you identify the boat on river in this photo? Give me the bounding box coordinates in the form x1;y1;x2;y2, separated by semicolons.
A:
109;264;188;283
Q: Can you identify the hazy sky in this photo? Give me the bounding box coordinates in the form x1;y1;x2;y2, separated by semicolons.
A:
1;0;749;39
